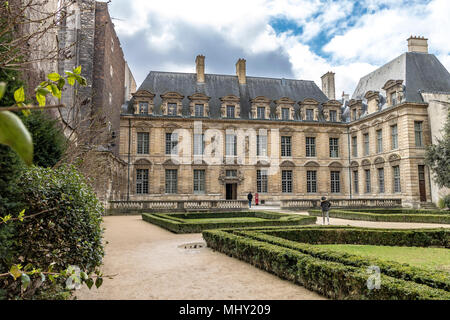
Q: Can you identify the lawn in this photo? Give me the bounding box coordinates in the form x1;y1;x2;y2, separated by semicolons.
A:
317;244;450;273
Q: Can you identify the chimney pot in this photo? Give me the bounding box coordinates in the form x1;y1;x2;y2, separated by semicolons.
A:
407;36;428;53
196;54;205;83
236;58;246;84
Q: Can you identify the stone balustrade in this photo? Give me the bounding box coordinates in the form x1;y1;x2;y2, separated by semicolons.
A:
107;199;248;214
280;198;402;209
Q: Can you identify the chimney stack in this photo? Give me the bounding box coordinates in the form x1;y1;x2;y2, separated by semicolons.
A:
321;71;335;100
196;54;205;83
236;58;246;84
407;36;428;53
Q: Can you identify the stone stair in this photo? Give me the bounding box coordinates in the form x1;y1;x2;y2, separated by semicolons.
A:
420;202;438;209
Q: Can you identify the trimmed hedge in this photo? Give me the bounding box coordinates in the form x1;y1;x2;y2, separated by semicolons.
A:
141;211;316;233
203;226;450;300
309;209;450;224
345;208;449;215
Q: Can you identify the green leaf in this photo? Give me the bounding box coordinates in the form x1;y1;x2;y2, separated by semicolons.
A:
0;111;33;165
9;265;22;280
95;277;103;288
21;273;31;290
49;84;61;99
14;87;25;104
47;73;60;81
36;93;46;107
75;75;87;86
57;78;66;89
73;66;81;75
0;82;5;100
67;75;76;86
85;278;94;289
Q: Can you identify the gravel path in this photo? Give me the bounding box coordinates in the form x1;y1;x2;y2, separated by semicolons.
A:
75;215;325;300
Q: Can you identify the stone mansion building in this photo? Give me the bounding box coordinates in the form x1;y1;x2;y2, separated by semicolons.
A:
119;36;450;208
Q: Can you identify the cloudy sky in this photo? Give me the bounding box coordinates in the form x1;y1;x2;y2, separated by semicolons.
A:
107;0;450;97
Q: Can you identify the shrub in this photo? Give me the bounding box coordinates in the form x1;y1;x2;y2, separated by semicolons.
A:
443;195;450;210
0;165;104;299
19;111;67;167
203;227;450;300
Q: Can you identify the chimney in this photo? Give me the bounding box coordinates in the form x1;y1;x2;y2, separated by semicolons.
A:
321;71;335;100
236;58;246;84
196;54;205;83
407;36;428;53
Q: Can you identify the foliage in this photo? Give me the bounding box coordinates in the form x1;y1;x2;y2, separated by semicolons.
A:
308;209;450;224
203;226;450;299
20;111;67;167
443;195;450;210
425;109;450;188
141;211;316;233
0;165;104;299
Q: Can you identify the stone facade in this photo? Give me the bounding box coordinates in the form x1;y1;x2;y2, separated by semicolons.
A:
118;37;448;208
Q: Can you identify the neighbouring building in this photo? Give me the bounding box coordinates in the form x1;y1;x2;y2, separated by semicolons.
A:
119;37;450;208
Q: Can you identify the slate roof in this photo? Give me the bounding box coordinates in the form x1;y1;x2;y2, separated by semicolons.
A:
125;71;329;119
352;52;450;103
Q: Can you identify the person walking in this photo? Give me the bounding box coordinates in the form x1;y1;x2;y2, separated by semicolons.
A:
247;192;253;208
320;196;331;225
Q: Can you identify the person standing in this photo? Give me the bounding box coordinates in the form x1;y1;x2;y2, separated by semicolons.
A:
320;196;331;225
247;192;253;208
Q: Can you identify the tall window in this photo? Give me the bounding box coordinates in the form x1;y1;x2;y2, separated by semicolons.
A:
137;132;149;154
226;105;235;118
165;169;177;194
256;169;268;193
226;170;237;177
414;121;423;147
393;166;401;193
257;107;265;119
306;109;314;121
281;136;291;157
353;170;359;194
226;134;237;156
165;133;178;155
329;137;339;158
168;103;177;115
391;92;397;105
391;124;398;149
257;135;267;156
363;133;369;156
306;170;317;193
352;136;358;157
281;108;290;120
352;109;357;121
136;169;149;194
281;170;292;193
329;110;337;122
365;169;371;193
195;104;204;117
376;129;383;153
193;134;205;155
139;102;148;114
306;137;316;157
193;169;205;193
378;168;385;193
330;171;340;193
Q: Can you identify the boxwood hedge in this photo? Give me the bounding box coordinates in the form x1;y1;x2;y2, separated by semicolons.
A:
308;209;450;224
141;211;316;233
203;226;450;300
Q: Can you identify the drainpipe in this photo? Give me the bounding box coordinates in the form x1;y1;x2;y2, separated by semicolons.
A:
127;118;131;201
347;126;352;199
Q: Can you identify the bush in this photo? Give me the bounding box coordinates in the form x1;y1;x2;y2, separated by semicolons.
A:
443;195;450;210
203;226;450;299
20;111;67;167
142;211;317;233
0;165;104;299
308;209;450;224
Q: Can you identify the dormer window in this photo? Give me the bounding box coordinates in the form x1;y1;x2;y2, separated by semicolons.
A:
281;108;290;120
168;103;177;116
195;104;204;117
391;92;397;106
226;105;235;118
382;80;403;107
257;106;265;119
139;102;148;114
329;110;337;122
306;109;314;121
352;109;357;121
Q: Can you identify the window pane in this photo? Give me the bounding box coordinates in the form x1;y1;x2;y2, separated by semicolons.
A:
257;135;267;156
365;169;371;193
393;166;401;193
137;132;149;154
329;137;339;158
282;108;290;120
306;109;313;121
282;170;292;193
257;169;268;193
194;134;205;155
227;105;235;118
281;136;291;157
257;107;265;119
391;125;398;149
352;136;358;157
353;170;359;194
363;133;369;156
168;103;177;115
331;171;340;193
226;134;237;156
378;168;385;193
136;169;149;194
165;133;178;155
306;170;317;193
329;110;337;122
414;121;423;147
195;104;204;117
193;170;205;193
139;102;148;114
306;137;316;157
376;130;383;153
165;169;177;193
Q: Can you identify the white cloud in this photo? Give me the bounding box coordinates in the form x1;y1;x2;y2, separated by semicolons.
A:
109;0;450;96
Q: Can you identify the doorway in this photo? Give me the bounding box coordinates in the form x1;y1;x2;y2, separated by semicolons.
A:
226;183;237;200
418;165;426;202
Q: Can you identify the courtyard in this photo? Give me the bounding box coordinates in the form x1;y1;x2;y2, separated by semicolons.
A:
76;210;450;300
